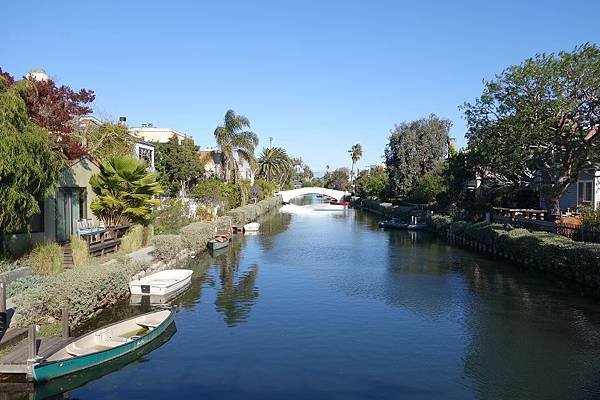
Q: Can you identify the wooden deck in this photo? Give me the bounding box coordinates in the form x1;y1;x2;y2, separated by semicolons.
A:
0;336;72;374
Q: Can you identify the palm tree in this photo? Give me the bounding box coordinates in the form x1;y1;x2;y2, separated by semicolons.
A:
257;147;290;183
349;143;363;181
214;110;259;183
90;156;161;245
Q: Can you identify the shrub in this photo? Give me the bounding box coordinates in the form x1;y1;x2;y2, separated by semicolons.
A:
212;216;232;232
152;234;185;260
152;199;193;234
28;242;64;276
70;235;90;268
225;196;281;224
7;275;49;298
227;208;246;224
180;222;215;252
254;179;280;200
119;225;149;254
13;257;149;327
0;259;28;274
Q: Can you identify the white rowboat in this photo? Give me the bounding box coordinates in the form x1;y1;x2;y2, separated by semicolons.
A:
129;269;193;296
244;222;260;232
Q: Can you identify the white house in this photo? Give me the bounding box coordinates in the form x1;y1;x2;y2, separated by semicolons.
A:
199;147;254;184
130;123;189;143
79;116;155;171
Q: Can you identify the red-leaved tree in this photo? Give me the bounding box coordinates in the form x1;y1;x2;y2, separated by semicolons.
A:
0;68;15;87
23;75;95;159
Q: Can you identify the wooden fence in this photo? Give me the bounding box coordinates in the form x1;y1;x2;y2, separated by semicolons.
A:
491;209;600;244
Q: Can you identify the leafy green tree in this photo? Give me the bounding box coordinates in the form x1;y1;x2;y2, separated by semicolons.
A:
193;178;241;211
410;172;447;204
0;77;64;251
355;166;388;199
154;135;205;197
214;110;259;183
302;178;322;188
384;114;450;198
257;147;290;183
463;43;600;215
83;122;136;162
253;178;280;200
348;143;362;181
90;156;161;244
323;167;350;191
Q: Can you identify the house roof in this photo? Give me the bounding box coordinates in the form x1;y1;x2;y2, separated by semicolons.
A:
65;155;101;170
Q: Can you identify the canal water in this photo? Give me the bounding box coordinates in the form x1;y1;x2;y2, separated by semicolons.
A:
14;196;600;399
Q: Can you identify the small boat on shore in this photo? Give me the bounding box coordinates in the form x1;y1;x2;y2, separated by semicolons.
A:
330;201;350;206
32;308;176;382
129;269;193;296
379;217;427;230
208;236;230;250
244;222;260;232
314;204;346;211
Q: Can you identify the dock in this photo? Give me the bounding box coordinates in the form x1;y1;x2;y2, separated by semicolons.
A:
232;224;244;233
0;336;73;374
0;306;72;379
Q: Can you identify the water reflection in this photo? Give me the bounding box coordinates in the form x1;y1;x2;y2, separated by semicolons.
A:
213;243;259;326
459;258;600;399
256;210;291;251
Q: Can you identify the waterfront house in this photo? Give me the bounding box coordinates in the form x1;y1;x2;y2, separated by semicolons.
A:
5;156;101;256
199;147;255;184
559;168;600;212
130;122;190;144
80;116;156;171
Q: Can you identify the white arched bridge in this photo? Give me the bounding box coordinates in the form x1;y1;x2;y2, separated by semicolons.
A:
276;187;351;202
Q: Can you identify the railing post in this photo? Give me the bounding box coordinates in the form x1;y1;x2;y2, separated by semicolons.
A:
62;306;70;339
0;282;6;336
26;324;37;380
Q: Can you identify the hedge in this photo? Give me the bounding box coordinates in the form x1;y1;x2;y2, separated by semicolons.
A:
428;215;600;289
226;197;281;224
180;222;215;252
152;234;185;260
13;257;150;327
355;198;414;218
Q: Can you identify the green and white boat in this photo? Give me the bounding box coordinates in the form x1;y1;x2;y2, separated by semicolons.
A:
31;308;176;383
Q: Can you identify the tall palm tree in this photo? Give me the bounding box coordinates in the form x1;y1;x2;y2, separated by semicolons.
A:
257;147;290;183
214;110;259;183
349;143;363;181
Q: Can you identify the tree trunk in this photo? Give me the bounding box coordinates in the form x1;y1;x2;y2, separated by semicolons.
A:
0;229;6;256
545;194;561;221
141;225;149;247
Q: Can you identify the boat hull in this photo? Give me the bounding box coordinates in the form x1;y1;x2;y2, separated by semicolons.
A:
243;222;260;232
208;240;229;250
313;204;347;211
32;309;176;383
129;270;193;296
379;222;427;230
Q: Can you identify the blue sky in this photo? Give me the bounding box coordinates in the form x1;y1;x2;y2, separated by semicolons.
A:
2;1;598;174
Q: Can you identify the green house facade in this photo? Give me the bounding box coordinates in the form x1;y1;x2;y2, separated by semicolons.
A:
6;157;101;256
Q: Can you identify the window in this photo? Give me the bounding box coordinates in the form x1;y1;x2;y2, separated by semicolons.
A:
578;181;593;206
78;189;87;220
